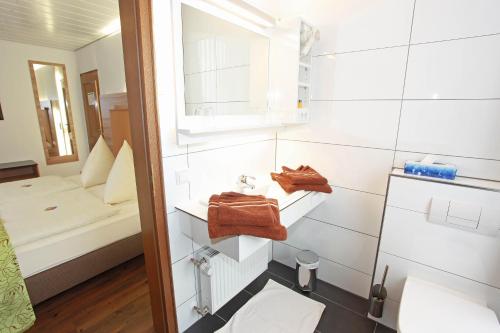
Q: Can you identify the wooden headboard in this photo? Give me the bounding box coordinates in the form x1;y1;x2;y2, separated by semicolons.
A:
110;108;132;156
100;93;131;155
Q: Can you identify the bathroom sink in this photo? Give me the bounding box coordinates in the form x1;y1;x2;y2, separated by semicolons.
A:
197;175;296;208
176;175;328;262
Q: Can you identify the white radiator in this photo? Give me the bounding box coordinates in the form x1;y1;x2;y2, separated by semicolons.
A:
193;245;268;314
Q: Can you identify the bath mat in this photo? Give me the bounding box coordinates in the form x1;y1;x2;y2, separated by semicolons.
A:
216;279;325;333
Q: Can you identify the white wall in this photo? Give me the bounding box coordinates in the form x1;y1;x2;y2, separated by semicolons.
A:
246;0;500;299
0;40;89;176
75;32;126;95
153;0;500;329
152;1;277;331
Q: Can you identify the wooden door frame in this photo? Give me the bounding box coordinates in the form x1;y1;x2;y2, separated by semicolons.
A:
79;69;103;150
119;1;178;332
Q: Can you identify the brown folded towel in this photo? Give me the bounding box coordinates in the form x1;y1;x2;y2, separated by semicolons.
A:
271;171;332;194
208;192;287;241
282;165;328;185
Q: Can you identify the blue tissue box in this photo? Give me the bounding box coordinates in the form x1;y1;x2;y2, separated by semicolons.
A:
404;161;457;180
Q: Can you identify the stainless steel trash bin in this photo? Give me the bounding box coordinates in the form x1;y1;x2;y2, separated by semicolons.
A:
296;250;319;292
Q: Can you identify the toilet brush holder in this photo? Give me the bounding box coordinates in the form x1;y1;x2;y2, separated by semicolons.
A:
369;284;387;318
369;265;389;318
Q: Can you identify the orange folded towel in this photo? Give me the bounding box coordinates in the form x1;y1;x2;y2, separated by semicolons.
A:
208;192;287;241
271;166;332;194
282;165;328;185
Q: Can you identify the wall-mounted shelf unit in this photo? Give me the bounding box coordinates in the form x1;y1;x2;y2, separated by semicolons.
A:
269;18;318;124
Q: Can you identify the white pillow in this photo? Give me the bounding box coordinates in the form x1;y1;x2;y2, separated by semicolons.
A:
104;141;137;204
80;136;115;188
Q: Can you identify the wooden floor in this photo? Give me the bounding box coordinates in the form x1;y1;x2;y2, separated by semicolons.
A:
27;255;154;333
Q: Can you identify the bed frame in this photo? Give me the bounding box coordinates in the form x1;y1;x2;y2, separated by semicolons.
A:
25;233;144;305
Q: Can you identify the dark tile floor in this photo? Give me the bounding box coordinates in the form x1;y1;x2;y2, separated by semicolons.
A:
186;260;396;333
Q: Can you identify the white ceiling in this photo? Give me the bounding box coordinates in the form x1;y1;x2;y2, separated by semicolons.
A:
0;0;120;51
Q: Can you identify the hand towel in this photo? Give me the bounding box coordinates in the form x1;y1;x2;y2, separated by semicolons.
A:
209;192;279;227
282;165;328;185
208;192;287;241
271;171;332;194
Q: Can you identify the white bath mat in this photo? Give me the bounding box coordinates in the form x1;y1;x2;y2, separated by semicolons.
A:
216;279;325;333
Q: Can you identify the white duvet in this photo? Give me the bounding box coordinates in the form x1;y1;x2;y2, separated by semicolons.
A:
0;188;119;247
0;175;79;204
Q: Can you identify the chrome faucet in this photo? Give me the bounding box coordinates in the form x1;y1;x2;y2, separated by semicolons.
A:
238;175;256;190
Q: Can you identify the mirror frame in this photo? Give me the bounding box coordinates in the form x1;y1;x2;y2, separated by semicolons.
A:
172;0;275;144
28;60;79;165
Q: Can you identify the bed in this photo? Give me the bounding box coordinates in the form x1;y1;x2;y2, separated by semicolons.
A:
0;175;143;305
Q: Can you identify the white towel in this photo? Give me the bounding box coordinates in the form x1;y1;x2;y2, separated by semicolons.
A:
216;279;325;333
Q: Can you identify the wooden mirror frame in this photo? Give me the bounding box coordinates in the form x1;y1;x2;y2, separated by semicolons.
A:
28;60;79;165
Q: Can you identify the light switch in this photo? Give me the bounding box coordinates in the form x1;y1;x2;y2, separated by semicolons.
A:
428;197;450;223
448;201;481;221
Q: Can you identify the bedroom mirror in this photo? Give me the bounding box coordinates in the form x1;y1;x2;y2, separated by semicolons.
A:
29;60;78;164
179;2;270;120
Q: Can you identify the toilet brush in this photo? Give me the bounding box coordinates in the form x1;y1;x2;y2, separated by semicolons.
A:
369;265;389;318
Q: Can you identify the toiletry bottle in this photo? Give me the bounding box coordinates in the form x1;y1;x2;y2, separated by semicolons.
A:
298;99;303;109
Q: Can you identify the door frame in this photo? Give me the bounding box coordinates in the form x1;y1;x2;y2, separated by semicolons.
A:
79;69;103;150
119;0;178;332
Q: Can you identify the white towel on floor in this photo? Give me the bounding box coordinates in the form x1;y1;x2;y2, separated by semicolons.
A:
216;279;325;333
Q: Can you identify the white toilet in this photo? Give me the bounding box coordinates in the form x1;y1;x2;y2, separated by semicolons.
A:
398;277;500;333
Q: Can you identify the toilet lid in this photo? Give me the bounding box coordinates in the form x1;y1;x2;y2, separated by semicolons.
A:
398;277;500;333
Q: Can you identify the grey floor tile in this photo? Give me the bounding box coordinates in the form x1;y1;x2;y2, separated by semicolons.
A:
268;260;296;283
215;289;253;321
244;271;293;295
375;323;397;333
309;293;376;333
313;279;369;316
184;313;226;333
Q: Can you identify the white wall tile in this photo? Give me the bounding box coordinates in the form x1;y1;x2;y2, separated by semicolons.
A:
176;295;201;332
397;100;500;160
329;0;414;53
168;211;194;263
381;206;500;288
276;140;394;195
404;34;500;99
216;66;249;102
272;241;371;298
184;71;217;103
158;93;188;157
278;100;400;149
216;36;250;69
188;140;275;199
183;38;217;75
247;0;413;55
411;0;500;44
393;151;500;182
311;47;407;100
284;217;378;274
163;155;190;213
172;256;197;306
307;187;385;237
188;134;275;153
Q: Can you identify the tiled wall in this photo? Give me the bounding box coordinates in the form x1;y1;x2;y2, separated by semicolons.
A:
152;1;277;330
266;0;500;298
153;0;500;329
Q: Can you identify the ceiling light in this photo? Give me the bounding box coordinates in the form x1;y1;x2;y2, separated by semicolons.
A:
100;18;121;36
